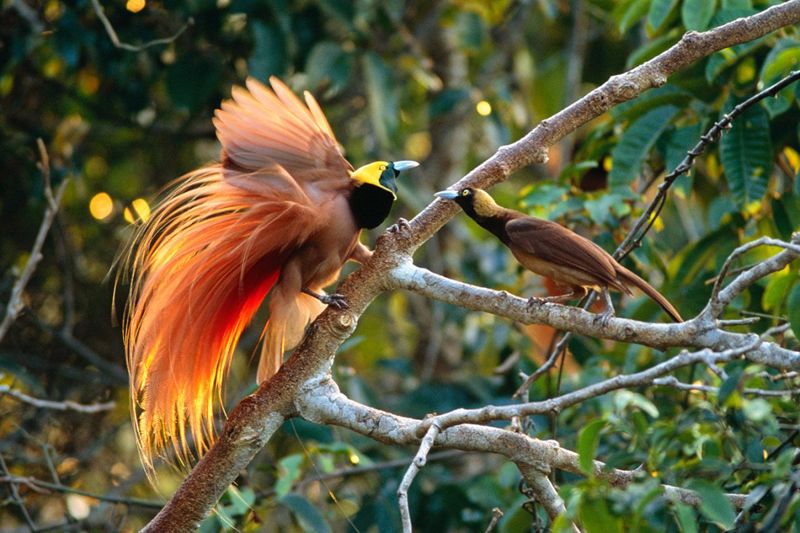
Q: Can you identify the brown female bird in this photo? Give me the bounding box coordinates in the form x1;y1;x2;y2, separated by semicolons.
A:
435;187;682;322
122;76;417;472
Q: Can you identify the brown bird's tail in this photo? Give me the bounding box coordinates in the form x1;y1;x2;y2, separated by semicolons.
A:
617;266;683;322
257;286;325;383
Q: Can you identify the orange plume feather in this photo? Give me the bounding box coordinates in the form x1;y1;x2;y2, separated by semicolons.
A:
122;77;355;475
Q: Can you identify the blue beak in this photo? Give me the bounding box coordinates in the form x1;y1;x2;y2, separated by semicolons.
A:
434;190;459;200
392;160;419;172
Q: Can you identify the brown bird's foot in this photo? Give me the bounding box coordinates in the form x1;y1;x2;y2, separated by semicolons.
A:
387;218;411;234
596;288;615;326
595;310;615;327
302;288;349;310
527;296;546;309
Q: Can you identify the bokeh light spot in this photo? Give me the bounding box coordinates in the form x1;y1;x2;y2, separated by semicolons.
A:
89;192;113;220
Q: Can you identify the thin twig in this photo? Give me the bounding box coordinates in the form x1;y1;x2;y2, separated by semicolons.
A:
90;0;193;52
484;507;504;533
653;376;800;397
711;235;800;309
0;474;163;509
0;384;115;413
0;140;69;343
0;454;37;530
295;449;464;491
397;421;440;533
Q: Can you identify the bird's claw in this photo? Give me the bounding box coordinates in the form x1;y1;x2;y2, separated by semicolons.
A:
321;293;349;310
527;296;545;309
595;310;614;327
387;218;411;234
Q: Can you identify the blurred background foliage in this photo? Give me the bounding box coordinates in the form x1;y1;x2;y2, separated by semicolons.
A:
2;0;800;531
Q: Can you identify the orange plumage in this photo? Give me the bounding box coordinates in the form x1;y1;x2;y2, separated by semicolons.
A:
122;77;415;473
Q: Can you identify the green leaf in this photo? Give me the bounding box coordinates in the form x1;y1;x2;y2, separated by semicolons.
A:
664;123;702;196
280;493;332;533
275;454;304;498
615;0;651;35
647;0;678;35
759;39;800;117
762;268;793;311
609;105;680;191
363;52;398;148
682;0;716;30
610;84;690;121
614;389;660;417
626;29;681;68
248;21;287;81
704;9;760;83
718;99;772;209
718;366;742;406
305;41;353;96
578;419;606;474
742;398;772;422
687;480;736;529
520;183;569;209
673;502;698;533
788;282;800;339
579;496;623;533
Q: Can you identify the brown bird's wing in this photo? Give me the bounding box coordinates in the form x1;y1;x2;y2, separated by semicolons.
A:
505;216;629;293
213;76;354;196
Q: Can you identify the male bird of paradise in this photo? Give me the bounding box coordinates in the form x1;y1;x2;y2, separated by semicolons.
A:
122;77;417;472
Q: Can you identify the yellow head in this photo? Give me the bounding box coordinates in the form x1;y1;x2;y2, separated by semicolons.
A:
350;160;419;199
434;187;500;218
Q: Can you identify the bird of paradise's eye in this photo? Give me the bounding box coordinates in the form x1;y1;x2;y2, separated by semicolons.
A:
461;189;470;196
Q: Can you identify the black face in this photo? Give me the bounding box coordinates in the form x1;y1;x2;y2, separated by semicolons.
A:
453;187;477;210
378;162;400;195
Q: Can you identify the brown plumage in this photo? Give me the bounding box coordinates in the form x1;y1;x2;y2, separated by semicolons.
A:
435;187;682;322
120;76;417;474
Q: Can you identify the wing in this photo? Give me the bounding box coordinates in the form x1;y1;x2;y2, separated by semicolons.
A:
213;76;353;193
505;217;626;291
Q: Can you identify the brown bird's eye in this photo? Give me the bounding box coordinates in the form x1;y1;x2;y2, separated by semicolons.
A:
461;189;470;196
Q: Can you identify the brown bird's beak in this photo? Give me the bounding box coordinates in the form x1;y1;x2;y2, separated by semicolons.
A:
434;190;459;200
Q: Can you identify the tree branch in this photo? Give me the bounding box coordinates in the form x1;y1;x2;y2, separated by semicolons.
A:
0;140;69;344
90;0;193;52
0;385;115;413
144;3;800;529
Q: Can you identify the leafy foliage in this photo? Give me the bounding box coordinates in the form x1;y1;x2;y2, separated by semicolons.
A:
1;0;800;531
